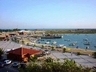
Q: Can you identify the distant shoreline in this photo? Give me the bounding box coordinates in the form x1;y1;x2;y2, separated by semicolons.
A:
45;29;96;34
0;29;96;34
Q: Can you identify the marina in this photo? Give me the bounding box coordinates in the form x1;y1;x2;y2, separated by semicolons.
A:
37;34;96;50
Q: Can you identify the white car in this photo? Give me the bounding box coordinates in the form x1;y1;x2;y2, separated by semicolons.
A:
4;60;12;65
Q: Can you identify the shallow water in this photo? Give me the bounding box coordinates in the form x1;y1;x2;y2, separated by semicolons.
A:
37;34;96;50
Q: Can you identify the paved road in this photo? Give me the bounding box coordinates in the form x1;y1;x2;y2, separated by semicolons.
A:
0;41;96;68
51;51;96;68
0;64;19;72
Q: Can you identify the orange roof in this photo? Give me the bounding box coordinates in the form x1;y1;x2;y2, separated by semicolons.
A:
8;47;42;55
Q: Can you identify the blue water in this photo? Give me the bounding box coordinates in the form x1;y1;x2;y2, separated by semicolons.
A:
37;34;96;50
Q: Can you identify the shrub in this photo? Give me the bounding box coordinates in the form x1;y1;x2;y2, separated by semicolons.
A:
92;52;96;58
63;48;66;53
41;45;44;49
51;46;55;51
77;52;81;55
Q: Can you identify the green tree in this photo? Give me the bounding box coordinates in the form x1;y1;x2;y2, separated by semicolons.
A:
41;45;44;49
33;44;36;47
0;48;4;59
92;52;96;58
51;46;55;51
44;57;54;63
77;52;81;55
63;48;66;53
19;58;94;72
29;55;37;62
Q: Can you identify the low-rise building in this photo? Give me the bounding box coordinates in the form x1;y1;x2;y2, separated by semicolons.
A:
7;47;42;62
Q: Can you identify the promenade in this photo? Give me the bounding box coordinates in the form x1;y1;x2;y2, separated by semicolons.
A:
0;41;96;68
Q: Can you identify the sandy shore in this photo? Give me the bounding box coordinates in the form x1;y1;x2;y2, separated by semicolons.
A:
30;42;95;56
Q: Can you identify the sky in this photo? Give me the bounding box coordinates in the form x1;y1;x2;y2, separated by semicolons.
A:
0;0;96;29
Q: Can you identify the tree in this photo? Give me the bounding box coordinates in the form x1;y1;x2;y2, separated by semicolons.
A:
44;57;54;63
19;57;94;72
77;52;81;55
92;52;96;58
41;45;44;49
51;46;55;51
63;48;66;53
29;55;37;62
0;48;4;59
33;44;36;47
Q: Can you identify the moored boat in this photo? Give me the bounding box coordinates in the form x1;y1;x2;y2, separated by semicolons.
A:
84;41;90;45
41;34;63;39
52;41;57;44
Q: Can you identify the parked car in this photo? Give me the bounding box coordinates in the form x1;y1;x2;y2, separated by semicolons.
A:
43;50;51;55
4;60;12;65
12;62;20;68
0;62;5;68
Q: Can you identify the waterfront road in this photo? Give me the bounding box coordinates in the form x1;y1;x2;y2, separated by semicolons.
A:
0;41;96;68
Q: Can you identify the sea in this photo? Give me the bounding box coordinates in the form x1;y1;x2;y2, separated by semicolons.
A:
37;34;96;50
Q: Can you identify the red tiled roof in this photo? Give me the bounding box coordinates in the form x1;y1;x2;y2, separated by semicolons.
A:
8;47;42;55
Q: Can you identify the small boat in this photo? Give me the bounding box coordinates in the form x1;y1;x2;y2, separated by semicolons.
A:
84;41;90;45
45;41;50;44
69;43;75;46
52;41;57;44
64;39;70;41
57;44;64;48
69;41;77;46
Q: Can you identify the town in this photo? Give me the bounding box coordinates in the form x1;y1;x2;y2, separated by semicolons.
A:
0;29;96;72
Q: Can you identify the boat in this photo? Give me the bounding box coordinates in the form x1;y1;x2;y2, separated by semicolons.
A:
64;39;70;41
69;43;75;46
69;42;77;46
52;41;57;44
57;44;64;48
45;41;50;44
41;34;63;39
84;41;90;45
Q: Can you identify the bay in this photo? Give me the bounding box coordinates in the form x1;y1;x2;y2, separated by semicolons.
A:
37;34;96;50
